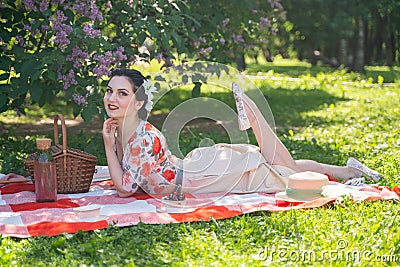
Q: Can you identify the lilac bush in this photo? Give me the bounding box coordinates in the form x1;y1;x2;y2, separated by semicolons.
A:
0;0;283;121
0;0;200;120
184;0;284;70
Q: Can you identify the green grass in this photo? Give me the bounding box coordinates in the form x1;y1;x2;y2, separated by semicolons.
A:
1;64;400;266
246;57;400;83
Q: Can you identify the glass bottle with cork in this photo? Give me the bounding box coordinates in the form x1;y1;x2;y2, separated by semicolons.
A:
34;138;57;202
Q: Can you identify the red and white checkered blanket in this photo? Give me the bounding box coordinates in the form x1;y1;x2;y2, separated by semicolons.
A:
0;180;399;238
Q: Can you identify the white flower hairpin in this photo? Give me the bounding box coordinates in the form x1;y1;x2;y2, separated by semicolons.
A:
142;80;157;112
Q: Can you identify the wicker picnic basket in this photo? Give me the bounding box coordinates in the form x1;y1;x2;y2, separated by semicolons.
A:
25;114;98;194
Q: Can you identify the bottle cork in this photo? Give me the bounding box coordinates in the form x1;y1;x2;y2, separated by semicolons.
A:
36;138;52;150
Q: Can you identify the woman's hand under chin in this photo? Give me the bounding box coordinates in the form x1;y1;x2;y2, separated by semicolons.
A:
102;118;119;148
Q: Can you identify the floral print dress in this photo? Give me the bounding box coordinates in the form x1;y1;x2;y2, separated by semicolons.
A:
121;120;178;194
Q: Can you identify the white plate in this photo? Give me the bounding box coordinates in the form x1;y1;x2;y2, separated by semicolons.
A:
156;206;196;214
0;212;21;218
67;215;109;222
73;204;102;212
73;204;102;218
0;212;21;224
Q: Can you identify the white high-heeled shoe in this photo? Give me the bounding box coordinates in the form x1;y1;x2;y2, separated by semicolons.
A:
346;157;383;182
232;82;251;131
344;177;366;187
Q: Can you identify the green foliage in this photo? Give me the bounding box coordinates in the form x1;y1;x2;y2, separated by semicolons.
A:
281;0;400;67
0;131;36;174
0;0;201;120
247;60;400;83
0;0;284;121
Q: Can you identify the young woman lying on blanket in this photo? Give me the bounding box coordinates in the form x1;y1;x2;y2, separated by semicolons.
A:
102;68;383;198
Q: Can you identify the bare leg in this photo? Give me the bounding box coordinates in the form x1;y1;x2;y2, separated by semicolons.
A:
241;93;298;169
295;160;361;179
241;94;362;179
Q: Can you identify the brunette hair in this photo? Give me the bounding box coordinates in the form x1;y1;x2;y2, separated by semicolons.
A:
108;68;149;120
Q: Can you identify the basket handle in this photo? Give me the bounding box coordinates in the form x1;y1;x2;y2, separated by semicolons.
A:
53;114;67;154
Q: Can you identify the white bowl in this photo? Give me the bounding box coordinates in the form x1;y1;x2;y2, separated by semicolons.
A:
73;204;101;218
0;212;21;224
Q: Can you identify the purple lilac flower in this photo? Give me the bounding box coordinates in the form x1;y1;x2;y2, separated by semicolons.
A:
24;20;36;31
199;37;206;43
66;46;89;68
22;0;38;11
251;9;258;14
83;24;101;38
58;68;78;90
219;37;226;45
259;17;271;29
268;0;283;9
232;34;245;43
163;57;173;68
15;35;25;46
51;0;66;4
63;2;72;9
222;18;230;27
92;65;110;79
92;52;115;79
193;41;200;47
72;93;88;106
50;10;68;28
50;10;73;51
54;31;71;51
113;46;127;61
195;47;213;59
40;0;48;12
73;0;103;22
106;1;112;9
154;53;164;63
204;47;212;53
127;0;134;8
94;51;114;65
92;48;127;79
41;25;49;32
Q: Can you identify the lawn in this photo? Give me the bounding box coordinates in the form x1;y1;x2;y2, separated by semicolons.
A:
0;62;399;266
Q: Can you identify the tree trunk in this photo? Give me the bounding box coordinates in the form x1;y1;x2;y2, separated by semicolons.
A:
364;20;372;65
235;48;246;71
339;39;347;67
390;32;396;64
262;47;273;62
376;13;393;66
354;16;365;72
374;14;384;63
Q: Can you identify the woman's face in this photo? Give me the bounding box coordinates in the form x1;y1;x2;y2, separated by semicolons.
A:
104;75;142;120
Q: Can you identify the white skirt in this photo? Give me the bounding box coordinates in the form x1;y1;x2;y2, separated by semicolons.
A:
181;143;296;194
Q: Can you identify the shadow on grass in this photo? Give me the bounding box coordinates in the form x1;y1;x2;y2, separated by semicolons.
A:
246;63;335;77
247;62;400;82
262;87;345;129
